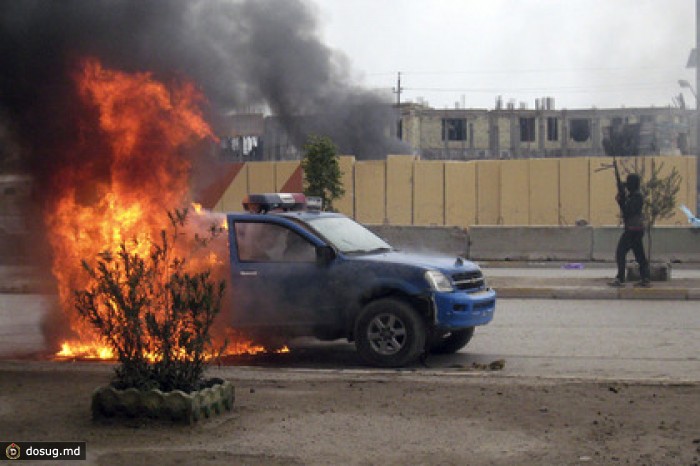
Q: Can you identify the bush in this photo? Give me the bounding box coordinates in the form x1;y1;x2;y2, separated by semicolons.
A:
301;135;344;211
74;208;226;393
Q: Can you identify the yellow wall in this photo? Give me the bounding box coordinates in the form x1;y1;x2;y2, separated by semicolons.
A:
413;161;444;225
445;161;476;228
559;157;590;226
477;161;501;225
589;157;619;226
499;159;529;225
215;165;248;213
386;155;415;224
274;161;300;191
247;161;275;193
529;159;559;225
354;161;386;224
212;155;697;228
335;155;355;217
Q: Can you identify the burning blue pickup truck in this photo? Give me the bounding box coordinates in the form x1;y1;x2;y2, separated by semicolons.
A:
226;193;496;367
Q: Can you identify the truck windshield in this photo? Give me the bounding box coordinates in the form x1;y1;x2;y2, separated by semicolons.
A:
307;216;392;254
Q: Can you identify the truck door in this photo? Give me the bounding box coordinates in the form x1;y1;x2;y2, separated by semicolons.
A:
228;218;338;329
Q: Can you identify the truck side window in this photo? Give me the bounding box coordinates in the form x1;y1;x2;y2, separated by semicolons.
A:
235;222;314;263
283;230;316;262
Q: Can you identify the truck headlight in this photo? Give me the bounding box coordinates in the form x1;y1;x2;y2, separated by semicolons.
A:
425;270;454;292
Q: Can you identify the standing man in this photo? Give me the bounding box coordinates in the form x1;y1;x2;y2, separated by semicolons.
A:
609;173;651;287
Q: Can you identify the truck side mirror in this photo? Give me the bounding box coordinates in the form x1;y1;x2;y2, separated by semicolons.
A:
316;245;335;266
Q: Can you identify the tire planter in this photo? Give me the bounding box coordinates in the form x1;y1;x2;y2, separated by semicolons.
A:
91;380;235;424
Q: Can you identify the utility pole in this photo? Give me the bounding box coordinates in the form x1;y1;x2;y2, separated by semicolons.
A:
393;72;403;140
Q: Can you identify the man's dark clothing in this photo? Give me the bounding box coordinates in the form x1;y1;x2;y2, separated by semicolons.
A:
615;183;650;283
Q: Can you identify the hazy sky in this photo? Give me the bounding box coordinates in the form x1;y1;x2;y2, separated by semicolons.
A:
314;0;695;110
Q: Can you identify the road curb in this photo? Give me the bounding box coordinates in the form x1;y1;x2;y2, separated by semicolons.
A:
495;286;700;300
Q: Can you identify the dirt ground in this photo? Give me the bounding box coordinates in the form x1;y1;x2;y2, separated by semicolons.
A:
1;361;699;465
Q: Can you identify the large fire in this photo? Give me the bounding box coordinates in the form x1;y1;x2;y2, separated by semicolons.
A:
45;58;274;360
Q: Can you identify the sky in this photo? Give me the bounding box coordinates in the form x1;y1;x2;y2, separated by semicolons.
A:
313;0;696;110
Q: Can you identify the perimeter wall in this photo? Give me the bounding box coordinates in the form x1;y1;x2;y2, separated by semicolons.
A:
211;155;697;228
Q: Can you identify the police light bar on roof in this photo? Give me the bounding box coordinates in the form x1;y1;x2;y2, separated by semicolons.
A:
242;193;307;213
306;196;323;211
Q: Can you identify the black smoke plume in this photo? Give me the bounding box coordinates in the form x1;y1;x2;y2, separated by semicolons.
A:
0;0;409;182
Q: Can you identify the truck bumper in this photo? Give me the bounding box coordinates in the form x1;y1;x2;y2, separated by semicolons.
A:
433;288;496;329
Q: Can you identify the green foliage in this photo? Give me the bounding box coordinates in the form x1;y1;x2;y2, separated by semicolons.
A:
619;158;682;228
618;158;682;261
301;135;345;211
74;208;226;393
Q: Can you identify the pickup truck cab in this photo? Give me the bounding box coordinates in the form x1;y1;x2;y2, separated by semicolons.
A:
227;193;496;367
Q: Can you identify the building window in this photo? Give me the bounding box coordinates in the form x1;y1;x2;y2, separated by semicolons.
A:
569;119;590;142
546;117;558;141
442;118;467;141
520;117;536;142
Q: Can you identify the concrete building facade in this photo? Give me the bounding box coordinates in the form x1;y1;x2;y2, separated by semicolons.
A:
221;102;695;163
399;103;694;160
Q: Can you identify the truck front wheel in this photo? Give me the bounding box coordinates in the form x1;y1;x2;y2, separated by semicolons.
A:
354;298;426;367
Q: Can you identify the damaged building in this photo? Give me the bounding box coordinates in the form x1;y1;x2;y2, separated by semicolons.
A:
399;98;694;160
227;99;694;161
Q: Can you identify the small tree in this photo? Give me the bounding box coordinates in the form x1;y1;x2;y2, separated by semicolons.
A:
619;158;682;262
74;208;226;393
635;159;681;261
301;135;345;211
602;127;682;263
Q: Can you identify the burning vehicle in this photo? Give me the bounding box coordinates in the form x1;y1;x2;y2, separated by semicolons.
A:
228;193;496;367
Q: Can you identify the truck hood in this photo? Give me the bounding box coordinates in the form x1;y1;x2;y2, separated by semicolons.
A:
348;250;480;275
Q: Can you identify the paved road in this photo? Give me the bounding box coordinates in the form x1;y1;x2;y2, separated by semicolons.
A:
468;298;700;382
483;266;700;280
1;295;698;382
0;294;51;357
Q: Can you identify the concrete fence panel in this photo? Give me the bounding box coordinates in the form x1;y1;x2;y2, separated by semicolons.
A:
529;158;560;225
499;159;529;225
445;161;477;228
413;161;445;226
354;161;386;224
594;226;700;262
468;226;593;261
477;160;501;225
335;155;356;217
247;161;275;193
275;161;302;192
559;157;590;226
368;225;469;258
589;157;619;226
215;164;248;212
386;155;415;225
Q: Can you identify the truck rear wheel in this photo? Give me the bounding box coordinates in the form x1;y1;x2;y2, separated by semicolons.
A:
354;298;426;367
429;327;474;354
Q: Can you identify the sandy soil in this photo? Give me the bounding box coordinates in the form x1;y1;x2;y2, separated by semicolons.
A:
1;361;699;465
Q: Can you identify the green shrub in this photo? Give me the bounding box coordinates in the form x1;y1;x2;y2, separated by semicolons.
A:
74;208;226;393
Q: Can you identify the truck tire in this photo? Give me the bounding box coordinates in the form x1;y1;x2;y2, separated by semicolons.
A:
429;327;474;354
354;297;426;367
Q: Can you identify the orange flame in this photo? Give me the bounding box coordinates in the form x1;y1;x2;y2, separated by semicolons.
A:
44;58;265;360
